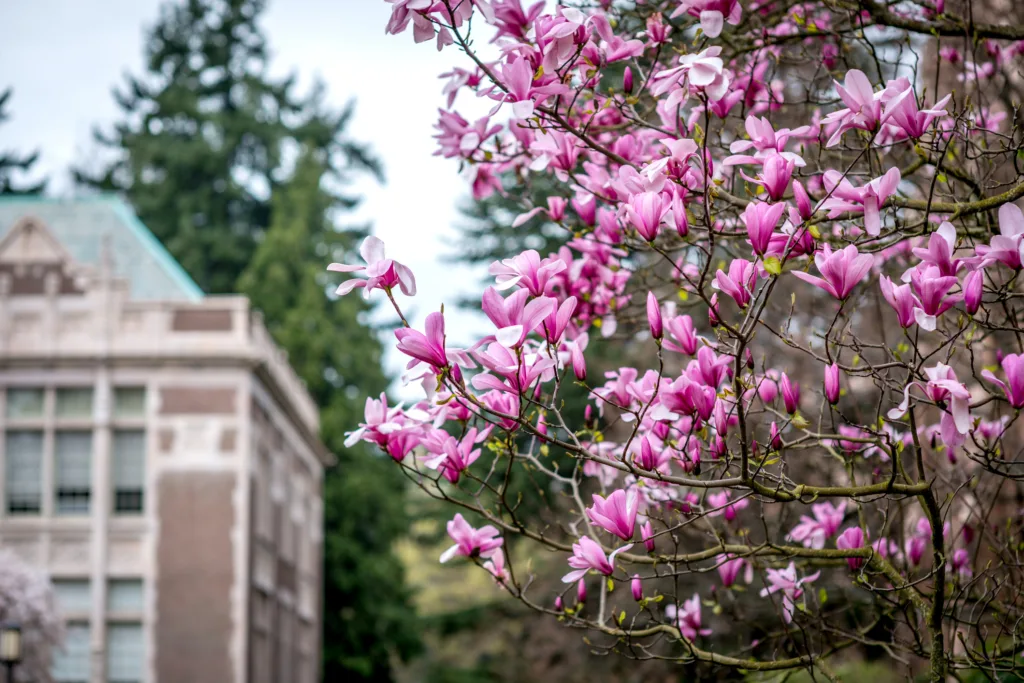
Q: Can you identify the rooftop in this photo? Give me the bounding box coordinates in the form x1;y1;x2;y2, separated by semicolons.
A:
0;195;203;302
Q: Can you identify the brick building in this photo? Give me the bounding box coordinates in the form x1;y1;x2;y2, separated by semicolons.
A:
0;196;327;683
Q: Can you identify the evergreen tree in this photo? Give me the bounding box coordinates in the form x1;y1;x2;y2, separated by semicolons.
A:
76;1;421;679
238;149;421;681
74;0;362;294
0;88;47;195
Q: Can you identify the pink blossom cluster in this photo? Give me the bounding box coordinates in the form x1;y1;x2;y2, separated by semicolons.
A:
327;0;1024;675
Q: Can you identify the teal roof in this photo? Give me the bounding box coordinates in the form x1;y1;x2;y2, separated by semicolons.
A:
0;195;203;302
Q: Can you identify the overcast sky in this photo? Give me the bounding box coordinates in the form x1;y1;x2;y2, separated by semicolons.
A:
0;0;492;392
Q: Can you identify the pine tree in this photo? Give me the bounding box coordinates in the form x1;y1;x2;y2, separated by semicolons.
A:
0;88;47;195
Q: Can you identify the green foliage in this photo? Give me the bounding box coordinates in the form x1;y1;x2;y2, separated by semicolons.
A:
0;88;46;195
75;0;379;294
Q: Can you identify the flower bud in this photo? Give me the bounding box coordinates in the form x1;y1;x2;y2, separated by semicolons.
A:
780;373;800;414
708;293;720;326
836;527;866;570
631;574;643;601
555;595;564;612
577;578;587;603
963;269;983;315
744;347;754;370
641;520;655;552
769;421;783;451
824;363;841;405
623;66;634;95
647;291;663;339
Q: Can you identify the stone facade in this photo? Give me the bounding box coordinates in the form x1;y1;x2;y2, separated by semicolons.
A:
0;199;327;683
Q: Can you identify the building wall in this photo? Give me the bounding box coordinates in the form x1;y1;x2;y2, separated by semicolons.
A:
0;214;326;683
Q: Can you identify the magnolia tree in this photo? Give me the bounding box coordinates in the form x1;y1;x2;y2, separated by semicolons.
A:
0;550;64;683
337;0;1024;679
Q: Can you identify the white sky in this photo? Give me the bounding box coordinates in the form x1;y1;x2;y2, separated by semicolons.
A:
0;0;491;391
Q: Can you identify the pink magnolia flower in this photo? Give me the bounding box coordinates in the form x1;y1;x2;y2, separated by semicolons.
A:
481;287;557;348
724;115;809;167
742;200;788;255
625;191;670;241
424;427;489;483
819;167;901;235
631;574;644;601
881;87;951;139
880;275;917;328
490;249;567;296
586;489;639;541
835;527;866;569
787;502;846;549
824;363;841;405
562;536;632;582
822;69;883;146
494;54;570;118
395;311;449;371
483;548;509;584
666;594;713;640
344;392;425;448
792;244;873;300
647;291;663;339
951;548;972;579
707;491;749;521
780;373;800;414
569;333;588;381
669;0;741;38
641;520;656;552
713;258;758;308
907;265;962;331
664;313;700;355
440;513;504;562
759;562;821;623
888;363;971;448
912;222;963;276
717;555;752;587
976;203;1024;269
963;269;983;314
533;297;575;345
433;110;502;158
982;353;1024;408
328;236;417;298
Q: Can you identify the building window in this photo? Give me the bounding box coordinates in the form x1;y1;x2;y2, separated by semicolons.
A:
55;388;93;420
106;623;144;683
53;580;92;617
55;431;92;515
107;579;144;614
112;431;145;514
5;430;43;514
113;388;146;420
52;622;90;683
6;388;44;420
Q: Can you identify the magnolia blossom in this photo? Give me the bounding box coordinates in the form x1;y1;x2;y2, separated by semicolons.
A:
562;537;632;583
787;502;846;549
666;594;713;640
819;167;901;236
792;244;873;300
982;353;1024;408
836;527;867;569
759;562;821;623
586;489;639;541
888;363;972;449
440;513;504;563
328;236;417;298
